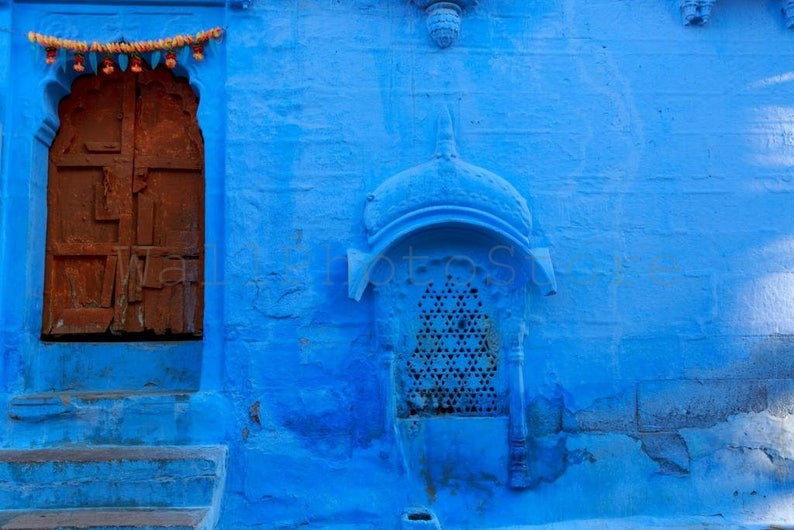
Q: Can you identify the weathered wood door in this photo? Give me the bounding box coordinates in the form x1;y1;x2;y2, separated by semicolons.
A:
42;66;204;338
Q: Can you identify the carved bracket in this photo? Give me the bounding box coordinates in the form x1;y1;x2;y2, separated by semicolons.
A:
680;0;715;25
411;0;478;48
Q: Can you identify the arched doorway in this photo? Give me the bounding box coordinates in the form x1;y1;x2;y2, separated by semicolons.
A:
42;66;204;340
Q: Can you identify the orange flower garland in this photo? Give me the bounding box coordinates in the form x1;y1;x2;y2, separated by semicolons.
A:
130;55;144;73
73;53;85;72
165;51;177;69
27;27;223;73
101;56;115;75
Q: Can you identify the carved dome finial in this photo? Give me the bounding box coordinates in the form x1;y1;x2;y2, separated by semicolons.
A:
435;109;458;159
411;0;478;48
426;3;462;48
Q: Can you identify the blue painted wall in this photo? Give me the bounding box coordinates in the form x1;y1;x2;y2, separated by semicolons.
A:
2;0;794;528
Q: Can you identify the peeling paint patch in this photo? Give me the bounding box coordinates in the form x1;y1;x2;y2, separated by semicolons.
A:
635;432;690;475
248;401;261;425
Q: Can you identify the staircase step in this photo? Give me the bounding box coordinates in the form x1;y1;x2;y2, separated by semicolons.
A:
0;508;208;530
6;392;229;447
0;446;225;510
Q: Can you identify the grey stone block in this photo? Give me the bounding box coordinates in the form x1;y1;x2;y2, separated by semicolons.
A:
767;379;794;418
637;379;767;432
0;508;208;530
526;396;563;437
575;390;637;433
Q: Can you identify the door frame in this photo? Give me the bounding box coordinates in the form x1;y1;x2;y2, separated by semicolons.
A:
0;3;226;394
42;66;206;339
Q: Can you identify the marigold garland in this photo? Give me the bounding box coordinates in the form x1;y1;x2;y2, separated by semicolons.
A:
27;27;223;73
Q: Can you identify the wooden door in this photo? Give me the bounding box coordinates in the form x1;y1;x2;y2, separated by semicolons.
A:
42;66;204;338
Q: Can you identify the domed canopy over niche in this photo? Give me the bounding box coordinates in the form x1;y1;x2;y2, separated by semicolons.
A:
347;110;556;301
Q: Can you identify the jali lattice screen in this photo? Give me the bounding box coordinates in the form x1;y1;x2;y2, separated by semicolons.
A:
399;278;505;418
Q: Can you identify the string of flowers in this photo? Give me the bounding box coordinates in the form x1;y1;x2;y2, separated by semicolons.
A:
27;27;223;74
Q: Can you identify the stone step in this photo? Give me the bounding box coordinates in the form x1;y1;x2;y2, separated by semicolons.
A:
6;391;229;447
0;508;209;530
0;446;225;511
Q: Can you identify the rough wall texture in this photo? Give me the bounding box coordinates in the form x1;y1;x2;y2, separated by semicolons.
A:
1;0;794;528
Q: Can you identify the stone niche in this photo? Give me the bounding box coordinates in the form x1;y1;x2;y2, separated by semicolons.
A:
348;111;556;489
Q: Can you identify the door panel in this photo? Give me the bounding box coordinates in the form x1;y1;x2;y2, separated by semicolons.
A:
50;73;128;158
52;167;123;243
43;66;204;338
134;68;203;163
